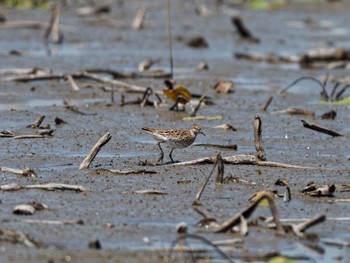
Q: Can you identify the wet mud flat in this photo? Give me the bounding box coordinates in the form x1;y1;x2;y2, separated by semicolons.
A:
1;1;350;262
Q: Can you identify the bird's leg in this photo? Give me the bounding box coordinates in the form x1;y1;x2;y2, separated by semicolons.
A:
169;95;187;111
169;149;175;163
157;142;164;164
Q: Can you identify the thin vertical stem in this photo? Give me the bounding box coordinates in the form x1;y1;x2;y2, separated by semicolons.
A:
167;0;174;77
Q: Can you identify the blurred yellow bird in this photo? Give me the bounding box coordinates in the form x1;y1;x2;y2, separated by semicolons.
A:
162;79;192;108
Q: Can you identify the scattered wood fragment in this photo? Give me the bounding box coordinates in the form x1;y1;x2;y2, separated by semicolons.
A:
64;104;97;116
260;96;273;112
192;154;220;206
190;95;206;117
132;7;146;30
215;154;224;185
213;124;237;131
0;166;37;177
0;130;14;138
231;16;260;43
273;108;315;117
66;75;80;91
169;233;233;263
214;191;284;234
186;36;209;48
0;21;72;31
94;168;156;175
79;132;112;169
213;81;234;93
299;48;350;68
254;116;266;161
43;0;62;45
13;135;45;139
302;184;336;197
169;154;258;166
235;52;298;63
27;115;45;128
0;183;90;192
13;204;35;215
36;129;54;136
123;189;168;195
0;227;44;248
320;109;336;120
301;120;343;137
193;206;219;228
194;143;237;150
183;115;222;121
22;219;84;225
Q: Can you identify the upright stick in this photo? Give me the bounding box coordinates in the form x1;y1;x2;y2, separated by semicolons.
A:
167;0;174;77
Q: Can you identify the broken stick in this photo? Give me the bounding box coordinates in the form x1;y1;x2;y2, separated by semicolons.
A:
79;132;112;169
301;120;343;137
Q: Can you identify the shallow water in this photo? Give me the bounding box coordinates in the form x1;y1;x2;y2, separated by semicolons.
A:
1;1;350;262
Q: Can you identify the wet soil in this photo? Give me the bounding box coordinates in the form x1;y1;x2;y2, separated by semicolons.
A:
1;1;350;262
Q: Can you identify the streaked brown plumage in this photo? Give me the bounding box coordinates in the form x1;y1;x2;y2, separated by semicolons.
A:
142;125;204;163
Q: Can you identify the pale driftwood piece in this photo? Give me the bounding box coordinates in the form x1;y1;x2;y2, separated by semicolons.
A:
66;75;80;91
0;68;50;75
0;183;22;191
193;154;219;205
44;1;62;44
273;108;315;117
169;154;258;166
214;192;284;234
13;204;35;215
240;215;248;236
132;7;146;30
193;206;217;224
36;129;54;136
12;135;45;139
27;115;45;128
64;104;97;116
302;120;343;137
0;21;72;30
257;161;316;169
0;130;14;138
79;132;112;170
300;48;350;67
216;154;224;185
213;124;237;131
95;168;156;175
124;189;167;195
211;238;243;246
80;72;149;93
254;116;266;161
24;183;90;192
0;166;37;177
296;214;326;233
261;96;273;112
22;219;84;225
194;143;237;150
0;228;42;248
190;95;206;117
0;183;90;192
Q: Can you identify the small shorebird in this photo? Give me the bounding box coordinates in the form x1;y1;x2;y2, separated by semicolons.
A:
142;125;204;164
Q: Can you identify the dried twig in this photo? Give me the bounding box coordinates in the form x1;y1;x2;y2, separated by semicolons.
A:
261;96;273;112
192;155;220;205
273;108;315;117
132;7;146;30
194;143;237;150
254;116;266;161
66;75;80;91
301;120;343;137
0;166;37;177
231;16;259;43
0;183;90;192
27;115;45;128
43;0;62;45
94;168;156;175
214;191;284;234
215;154;224;185
13;135;45;139
190;95;206;117
0;228;44;248
21;219;84;225
79;132;112;169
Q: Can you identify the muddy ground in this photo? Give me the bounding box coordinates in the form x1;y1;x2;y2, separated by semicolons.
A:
1;1;350;262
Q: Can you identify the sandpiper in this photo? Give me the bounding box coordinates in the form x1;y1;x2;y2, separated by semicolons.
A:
142;125;204;164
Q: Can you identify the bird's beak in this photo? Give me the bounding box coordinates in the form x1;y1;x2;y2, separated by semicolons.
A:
200;131;205;136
